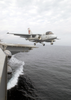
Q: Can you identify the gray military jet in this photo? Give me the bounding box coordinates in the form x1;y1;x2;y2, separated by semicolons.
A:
7;28;58;46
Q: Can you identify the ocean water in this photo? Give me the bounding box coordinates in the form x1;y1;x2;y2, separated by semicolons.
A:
7;45;71;100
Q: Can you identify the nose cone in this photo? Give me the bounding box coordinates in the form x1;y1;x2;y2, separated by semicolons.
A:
52;35;57;39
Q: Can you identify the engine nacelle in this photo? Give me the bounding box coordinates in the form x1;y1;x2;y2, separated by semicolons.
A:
35;35;41;40
53;40;55;42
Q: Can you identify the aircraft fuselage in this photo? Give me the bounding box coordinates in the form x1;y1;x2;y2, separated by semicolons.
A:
27;34;57;42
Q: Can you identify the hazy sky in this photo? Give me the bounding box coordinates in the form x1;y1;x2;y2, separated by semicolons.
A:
0;0;71;46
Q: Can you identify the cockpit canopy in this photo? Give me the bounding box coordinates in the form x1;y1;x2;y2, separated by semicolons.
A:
46;31;53;35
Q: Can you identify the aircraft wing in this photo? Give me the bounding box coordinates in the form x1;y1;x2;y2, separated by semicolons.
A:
7;32;41;38
7;32;31;38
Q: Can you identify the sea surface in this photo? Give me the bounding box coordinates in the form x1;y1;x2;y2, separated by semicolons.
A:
7;45;71;100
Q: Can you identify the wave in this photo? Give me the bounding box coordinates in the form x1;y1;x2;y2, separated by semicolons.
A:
7;75;40;100
7;55;40;100
7;55;25;90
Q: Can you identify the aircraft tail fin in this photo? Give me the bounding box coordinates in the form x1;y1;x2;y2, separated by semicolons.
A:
28;28;33;34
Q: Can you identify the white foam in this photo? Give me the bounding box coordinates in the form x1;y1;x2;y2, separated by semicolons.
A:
7;55;25;90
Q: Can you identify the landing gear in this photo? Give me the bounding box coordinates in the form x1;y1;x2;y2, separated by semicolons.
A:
41;42;45;46
34;43;36;45
43;44;45;46
51;42;53;45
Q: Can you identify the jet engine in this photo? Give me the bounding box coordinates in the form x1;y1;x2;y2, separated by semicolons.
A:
53;40;55;42
35;35;41;40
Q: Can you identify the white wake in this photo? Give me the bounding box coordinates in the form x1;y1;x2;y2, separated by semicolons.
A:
7;55;25;90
